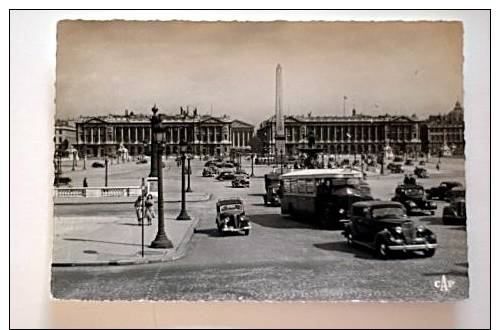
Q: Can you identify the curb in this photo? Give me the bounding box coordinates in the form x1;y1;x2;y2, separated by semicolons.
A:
54;194;212;206
51;217;200;267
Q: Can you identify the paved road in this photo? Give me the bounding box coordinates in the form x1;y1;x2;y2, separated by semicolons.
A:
52;158;468;301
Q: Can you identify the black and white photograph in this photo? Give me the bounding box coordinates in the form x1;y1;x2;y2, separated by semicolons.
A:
47;19;473;302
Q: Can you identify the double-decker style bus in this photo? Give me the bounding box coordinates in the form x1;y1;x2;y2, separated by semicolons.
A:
280;168;373;228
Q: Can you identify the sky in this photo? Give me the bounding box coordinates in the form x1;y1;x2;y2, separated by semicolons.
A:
56;20;463;125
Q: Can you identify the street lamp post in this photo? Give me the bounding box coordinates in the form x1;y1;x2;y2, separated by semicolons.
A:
149;105;160;177
380;148;385;175
176;140;191;220
72;150;76;171
280;149;283;174
251;153;255;177
150;136;174;249
186;154;193;193
104;155;109;187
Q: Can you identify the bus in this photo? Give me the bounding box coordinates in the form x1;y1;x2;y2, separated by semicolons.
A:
280;168;373;228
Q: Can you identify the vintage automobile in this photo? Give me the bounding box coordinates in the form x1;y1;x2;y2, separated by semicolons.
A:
215;198;251;235
136;158;148;164
418;160;426;166
232;174;250;188
442;187;466;225
263;173;282;206
343;201;438;258
413;166;428;178
404;159;414;166
204;160;217;167
202;167;217;177
216;171;236;181
391;184;437;215
426;181;464;200
92;161;105;168
54;176;72;186
387;162;404;173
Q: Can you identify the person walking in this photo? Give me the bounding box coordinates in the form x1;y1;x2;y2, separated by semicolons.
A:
83;177;88;187
134;195;144;225
145;194;155;226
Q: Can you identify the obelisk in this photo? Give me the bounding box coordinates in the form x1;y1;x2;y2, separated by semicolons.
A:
275;64;286;158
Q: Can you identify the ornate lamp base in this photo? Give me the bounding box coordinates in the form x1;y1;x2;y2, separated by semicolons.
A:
150;233;173;249
176;210;191;221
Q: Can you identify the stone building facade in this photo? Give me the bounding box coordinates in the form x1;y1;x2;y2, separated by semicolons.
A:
256;110;423;156
54;119;77;151
421;101;465;156
75;111;254;158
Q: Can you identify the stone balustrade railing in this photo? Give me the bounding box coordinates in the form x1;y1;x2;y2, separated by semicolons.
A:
54;187;142;198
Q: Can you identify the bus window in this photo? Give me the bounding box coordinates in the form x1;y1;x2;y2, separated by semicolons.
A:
297;179;306;193
290;179;297;193
305;179;315;194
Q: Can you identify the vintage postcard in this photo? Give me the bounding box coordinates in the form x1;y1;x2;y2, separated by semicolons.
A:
51;20;468;301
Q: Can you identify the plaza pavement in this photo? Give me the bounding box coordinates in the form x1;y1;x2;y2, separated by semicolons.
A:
52;214;199;266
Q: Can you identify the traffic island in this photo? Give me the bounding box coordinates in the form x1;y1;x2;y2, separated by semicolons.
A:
52;215;199;267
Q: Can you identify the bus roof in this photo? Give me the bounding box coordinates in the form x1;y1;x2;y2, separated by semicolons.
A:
281;168;363;179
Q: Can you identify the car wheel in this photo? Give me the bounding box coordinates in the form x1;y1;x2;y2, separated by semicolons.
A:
243;229;250;236
376;240;390;259
423;249;435;258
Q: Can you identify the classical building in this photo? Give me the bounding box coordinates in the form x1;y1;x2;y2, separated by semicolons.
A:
256;109;423;156
54;119;77;150
421;101;465;156
230;119;255;153
75;110;254;157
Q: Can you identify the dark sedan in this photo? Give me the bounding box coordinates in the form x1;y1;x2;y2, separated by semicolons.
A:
426;181;464;200
343;201;437;258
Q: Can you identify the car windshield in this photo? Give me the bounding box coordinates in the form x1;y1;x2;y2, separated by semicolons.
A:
403;187;424;197
220;204;242;212
372;207;406;219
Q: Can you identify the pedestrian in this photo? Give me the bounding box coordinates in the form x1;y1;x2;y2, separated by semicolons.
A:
145;194;155;226
134;195;144;225
403;174;410;185
83;177;88;187
436;162;441;171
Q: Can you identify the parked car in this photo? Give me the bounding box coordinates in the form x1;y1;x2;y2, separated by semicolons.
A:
414;166;428;178
204;160;217;167
419;160;426;166
202;167;217;177
215;198;251;235
391;183;437;215
387;162;404;173
136;158;148;164
54;176;72;186
426;181;464;200
222;162;235;169
404;159;414;166
232;174;250;188
393;156;404;162
92;161;105;168
216;171;235;181
442;187;466;225
343;201;437;258
263;173;281;206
